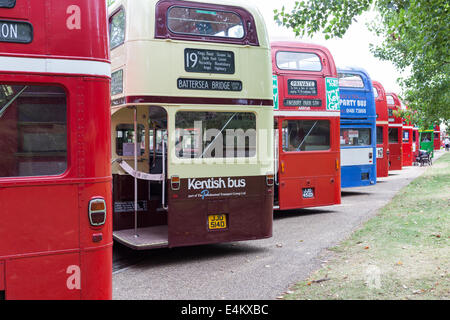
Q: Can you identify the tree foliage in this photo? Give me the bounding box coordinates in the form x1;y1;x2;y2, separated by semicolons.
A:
274;0;450;127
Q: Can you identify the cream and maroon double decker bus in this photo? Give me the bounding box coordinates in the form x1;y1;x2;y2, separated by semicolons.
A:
108;0;274;249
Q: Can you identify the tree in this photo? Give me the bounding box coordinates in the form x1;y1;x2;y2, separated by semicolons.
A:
274;0;450;127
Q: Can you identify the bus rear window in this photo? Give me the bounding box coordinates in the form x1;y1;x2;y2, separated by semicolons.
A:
376;126;383;144
386;95;395;105
0;84;67;178
389;127;399;143
338;73;364;88
340;128;371;146
282;120;330;152
175;111;256;158
167;6;244;39
276;52;322;72
403;130;410;142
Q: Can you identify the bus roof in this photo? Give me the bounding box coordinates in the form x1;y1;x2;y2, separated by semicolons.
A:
271;41;337;76
108;0;270;48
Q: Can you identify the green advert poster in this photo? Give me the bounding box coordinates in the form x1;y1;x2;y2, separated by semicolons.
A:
325;77;340;111
273;75;279;110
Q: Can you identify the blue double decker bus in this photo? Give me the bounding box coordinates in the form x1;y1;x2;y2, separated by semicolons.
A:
338;67;377;188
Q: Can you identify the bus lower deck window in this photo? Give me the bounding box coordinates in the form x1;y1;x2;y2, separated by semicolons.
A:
175;111;256;158
376;126;384;144
282;120;330;152
0;84;67;178
340;128;371;146
388;127;399;143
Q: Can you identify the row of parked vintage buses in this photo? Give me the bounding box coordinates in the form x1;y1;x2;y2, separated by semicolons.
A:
0;0;442;299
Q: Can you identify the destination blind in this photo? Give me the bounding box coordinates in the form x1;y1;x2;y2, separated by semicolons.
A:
177;78;242;92
185;48;235;74
0;19;33;43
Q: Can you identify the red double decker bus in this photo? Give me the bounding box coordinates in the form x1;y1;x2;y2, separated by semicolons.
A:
402;106;414;166
373;81;389;177
271;41;341;210
0;0;112;299
386;92;403;170
434;125;441;150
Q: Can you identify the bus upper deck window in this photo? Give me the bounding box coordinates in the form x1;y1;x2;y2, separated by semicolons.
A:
109;8;125;49
386;95;395;106
373;87;379;98
167;6;244;39
338;73;365;88
276;51;322;72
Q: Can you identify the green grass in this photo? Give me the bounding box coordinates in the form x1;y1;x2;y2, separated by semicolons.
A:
284;153;450;300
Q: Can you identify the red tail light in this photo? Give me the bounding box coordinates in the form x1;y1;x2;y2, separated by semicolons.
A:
171;175;180;190
88;198;107;226
266;173;274;186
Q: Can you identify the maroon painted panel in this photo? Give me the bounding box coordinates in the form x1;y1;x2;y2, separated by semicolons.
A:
167;176;273;247
121;95;273;106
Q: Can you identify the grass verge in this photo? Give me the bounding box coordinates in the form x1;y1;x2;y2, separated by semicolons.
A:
284;153;450;300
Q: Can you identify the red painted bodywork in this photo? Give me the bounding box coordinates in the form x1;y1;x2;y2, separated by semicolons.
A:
271;42;341;210
386;92;403;171
434;125;441;150
412;128;420;160
373;81;389;177
0;0;112;300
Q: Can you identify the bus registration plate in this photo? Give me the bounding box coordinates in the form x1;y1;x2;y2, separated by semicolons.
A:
208;214;227;230
302;188;314;199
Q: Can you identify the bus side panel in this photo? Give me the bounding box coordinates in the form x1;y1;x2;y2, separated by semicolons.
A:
80;246;112;300
5;253;80;300
403;142;413;166
168;176;272;247
376;125;389;177
0;185;79;257
341;164;376;188
278;152;340;210
0;261;4;291
389;143;402;170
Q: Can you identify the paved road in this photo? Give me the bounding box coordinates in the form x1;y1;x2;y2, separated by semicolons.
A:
113;152;444;300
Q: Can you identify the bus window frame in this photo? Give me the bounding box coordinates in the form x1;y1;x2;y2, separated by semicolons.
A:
0;81;70;180
174;110;258;160
166;5;245;40
109;6;126;50
338;73;365;89
155;0;259;46
275;51;323;72
281;119;331;153
340;127;372;147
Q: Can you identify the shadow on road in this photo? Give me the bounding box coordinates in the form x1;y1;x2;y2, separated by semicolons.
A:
113;240;268;273
341;191;372;197
273;208;335;220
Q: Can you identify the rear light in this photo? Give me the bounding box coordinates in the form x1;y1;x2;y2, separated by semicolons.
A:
369;152;373;159
336;159;340;170
266;173;274;186
88;198;107;226
171;175;180;190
